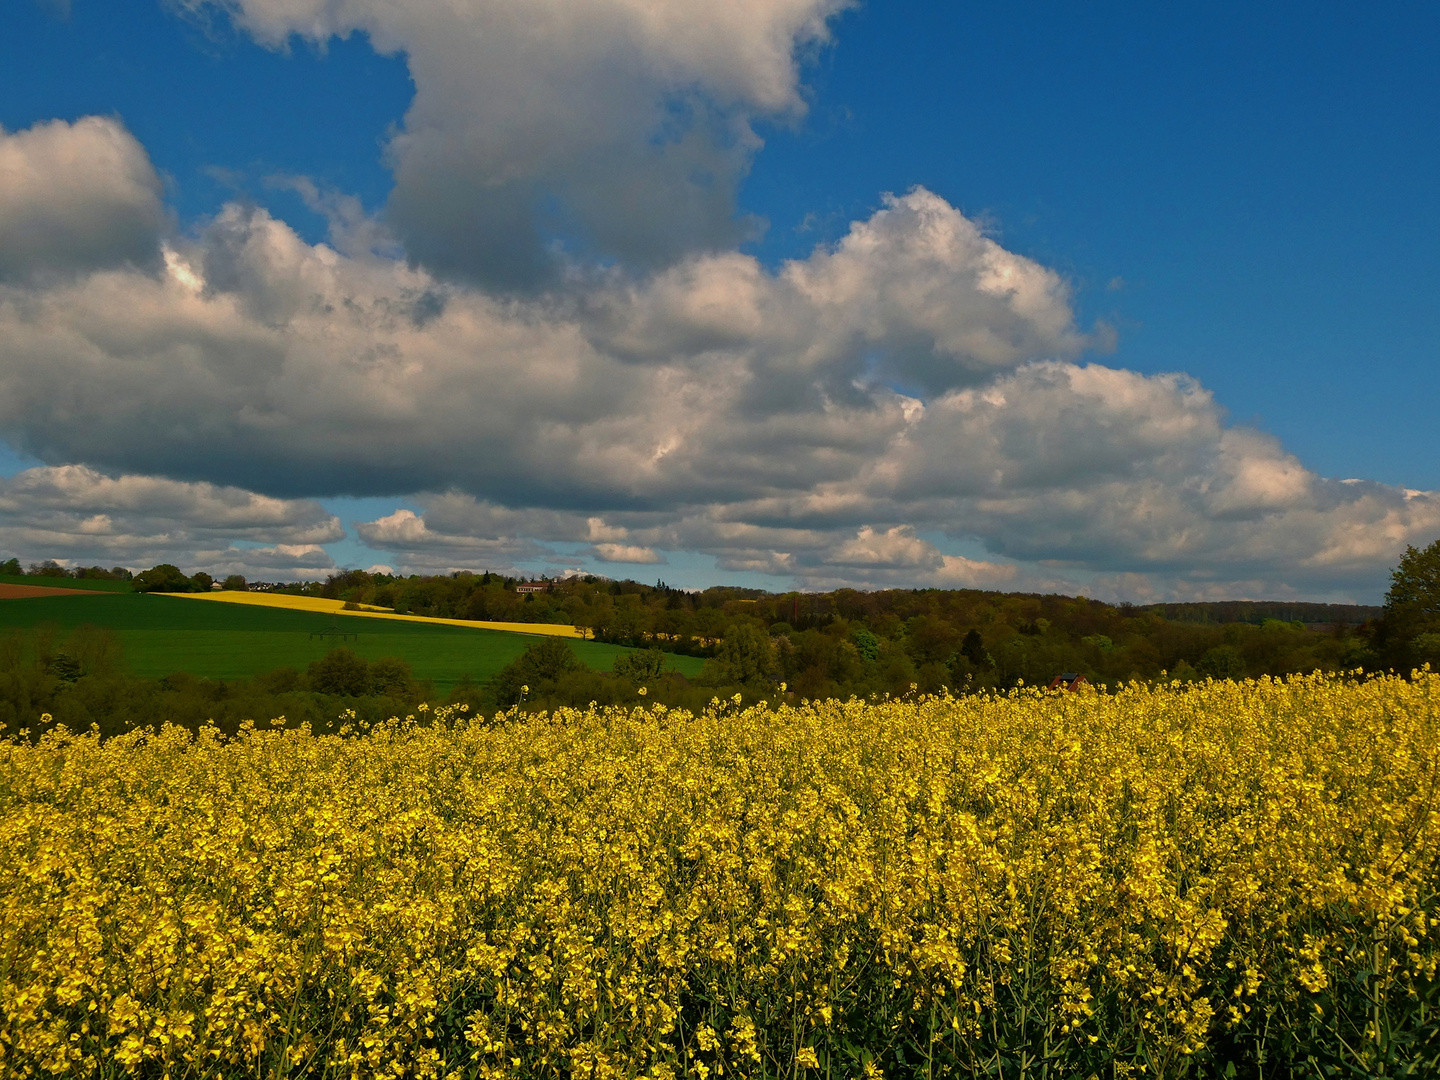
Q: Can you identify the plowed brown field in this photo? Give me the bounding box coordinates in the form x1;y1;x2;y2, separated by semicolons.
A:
0;584;108;599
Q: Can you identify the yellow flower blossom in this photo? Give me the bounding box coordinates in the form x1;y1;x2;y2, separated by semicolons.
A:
1;674;1437;1077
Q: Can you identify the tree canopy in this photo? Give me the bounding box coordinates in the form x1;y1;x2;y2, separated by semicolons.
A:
1378;538;1440;671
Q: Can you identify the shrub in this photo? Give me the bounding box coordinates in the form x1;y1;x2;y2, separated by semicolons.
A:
1198;643;1246;679
612;647;665;684
307;647;370;696
490;637;581;707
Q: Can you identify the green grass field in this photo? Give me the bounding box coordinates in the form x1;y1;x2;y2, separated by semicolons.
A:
0;592;704;690
0;574;133;592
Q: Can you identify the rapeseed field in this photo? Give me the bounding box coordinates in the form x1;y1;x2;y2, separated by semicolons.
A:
2;673;1437;1078
168;591;589;639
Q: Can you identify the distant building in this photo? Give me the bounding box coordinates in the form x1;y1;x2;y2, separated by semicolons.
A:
1048;672;1089;692
515;582;550;594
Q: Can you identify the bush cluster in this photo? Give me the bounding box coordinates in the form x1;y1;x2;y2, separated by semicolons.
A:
0;627;428;740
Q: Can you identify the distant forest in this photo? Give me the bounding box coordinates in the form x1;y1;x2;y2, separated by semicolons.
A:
276;568;1385;696
0;557;1404;725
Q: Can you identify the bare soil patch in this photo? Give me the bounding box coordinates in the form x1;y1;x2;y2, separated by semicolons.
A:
0;584;112;600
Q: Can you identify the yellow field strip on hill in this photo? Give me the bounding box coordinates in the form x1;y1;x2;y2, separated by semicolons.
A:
164;591;587;638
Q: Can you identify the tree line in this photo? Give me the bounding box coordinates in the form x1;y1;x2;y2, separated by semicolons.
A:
6;538;1438;717
474;539;1437;710
1;559;133;581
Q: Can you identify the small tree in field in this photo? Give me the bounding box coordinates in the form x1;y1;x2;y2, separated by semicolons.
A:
613;647;665;684
133;564;196;593
491;638;581;707
308;648;371;696
714;622;777;686
1377;538;1440;672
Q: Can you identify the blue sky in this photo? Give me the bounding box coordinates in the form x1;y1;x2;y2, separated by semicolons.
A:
751;2;1440;488
0;0;1436;600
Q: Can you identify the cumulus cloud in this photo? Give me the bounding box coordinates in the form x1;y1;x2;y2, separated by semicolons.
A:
0;464;342;575
0;164;1090;504
0;117;166;283
353;509;547;575
178;0;851;287
586;189;1091;397
592;543;664;564
215;543;337;578
0;111;1433;600
359;419;1439;596
829;526;1015;587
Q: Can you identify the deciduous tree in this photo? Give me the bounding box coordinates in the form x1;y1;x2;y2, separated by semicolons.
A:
133;564;195;593
1378;538;1440;672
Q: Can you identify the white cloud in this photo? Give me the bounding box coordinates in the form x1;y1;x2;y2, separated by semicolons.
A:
0;114;1434;599
179;0;852;286
592;543;664;564
832;524;945;569
0;162;1088;505
0;117;166;283
828;526;1015;588
586;189;1092;397
353;509;546;575
208;543;336;578
0;464;341;575
780;189;1090;387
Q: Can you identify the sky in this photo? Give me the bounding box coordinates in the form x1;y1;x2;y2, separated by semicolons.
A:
0;0;1436;601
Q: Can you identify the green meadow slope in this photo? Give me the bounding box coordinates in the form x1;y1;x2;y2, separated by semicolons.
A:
0;592;704;690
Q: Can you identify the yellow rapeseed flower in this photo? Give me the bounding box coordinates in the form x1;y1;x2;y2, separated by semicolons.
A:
1;673;1436;1078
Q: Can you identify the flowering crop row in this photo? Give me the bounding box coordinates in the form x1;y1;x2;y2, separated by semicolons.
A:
2;674;1438;1078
